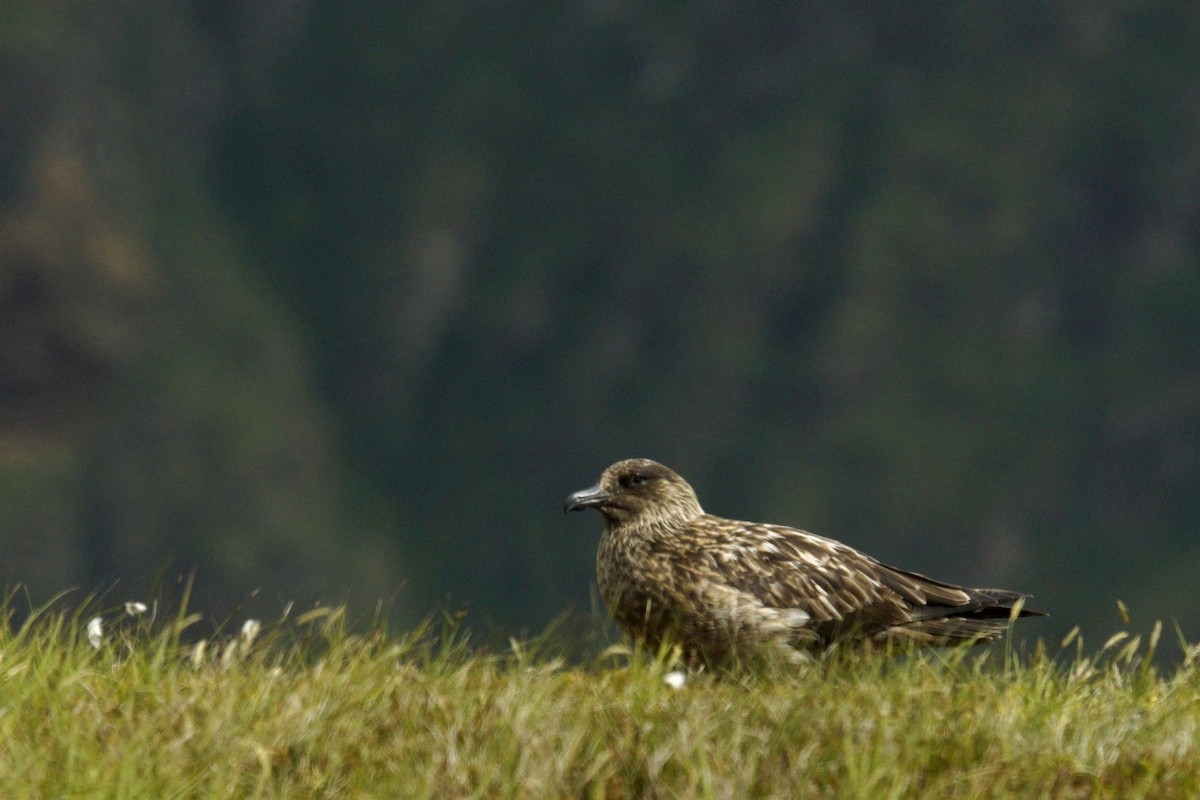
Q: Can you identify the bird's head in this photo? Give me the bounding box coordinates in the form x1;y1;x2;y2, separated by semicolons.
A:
564;458;704;527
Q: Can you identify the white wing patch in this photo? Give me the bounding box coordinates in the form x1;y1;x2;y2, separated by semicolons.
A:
703;583;813;641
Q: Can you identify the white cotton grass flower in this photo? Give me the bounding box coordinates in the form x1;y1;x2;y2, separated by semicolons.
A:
86;617;103;649
124;601;149;617
663;670;688;690
191;639;207;667
241;619;262;645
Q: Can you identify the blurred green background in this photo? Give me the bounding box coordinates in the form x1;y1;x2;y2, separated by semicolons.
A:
1;2;1197;646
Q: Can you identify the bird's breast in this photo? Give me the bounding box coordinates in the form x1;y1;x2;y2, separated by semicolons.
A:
595;527;679;638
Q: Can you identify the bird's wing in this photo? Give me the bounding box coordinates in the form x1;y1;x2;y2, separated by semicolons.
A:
674;516;974;627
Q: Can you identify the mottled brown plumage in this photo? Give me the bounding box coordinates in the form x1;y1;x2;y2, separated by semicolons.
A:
565;458;1044;665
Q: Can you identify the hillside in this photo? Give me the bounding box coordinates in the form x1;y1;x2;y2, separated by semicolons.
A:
2;2;1198;640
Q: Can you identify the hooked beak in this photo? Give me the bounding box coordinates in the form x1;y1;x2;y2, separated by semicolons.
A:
564;484;611;514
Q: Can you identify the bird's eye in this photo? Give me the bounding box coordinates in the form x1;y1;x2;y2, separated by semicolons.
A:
623;473;649;488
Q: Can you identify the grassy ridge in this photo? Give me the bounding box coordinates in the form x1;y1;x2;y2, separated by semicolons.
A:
0;601;1197;798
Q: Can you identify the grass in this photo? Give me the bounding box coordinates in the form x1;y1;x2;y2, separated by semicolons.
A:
1;596;1198;799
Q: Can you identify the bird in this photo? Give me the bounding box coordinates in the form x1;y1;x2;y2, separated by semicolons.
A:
564;458;1044;665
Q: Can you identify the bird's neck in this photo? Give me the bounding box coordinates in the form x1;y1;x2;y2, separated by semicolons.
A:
605;505;704;545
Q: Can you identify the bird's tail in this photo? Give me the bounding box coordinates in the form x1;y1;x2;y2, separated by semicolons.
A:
879;589;1046;647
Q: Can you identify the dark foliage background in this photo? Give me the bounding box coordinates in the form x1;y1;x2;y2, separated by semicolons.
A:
1;2;1197;643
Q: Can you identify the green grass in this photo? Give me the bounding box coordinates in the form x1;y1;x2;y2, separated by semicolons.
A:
1;598;1198;799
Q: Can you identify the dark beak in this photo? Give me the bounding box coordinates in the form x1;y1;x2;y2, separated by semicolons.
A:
564;484;611;514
